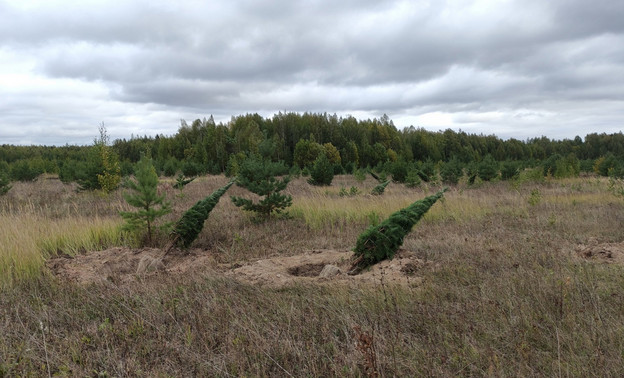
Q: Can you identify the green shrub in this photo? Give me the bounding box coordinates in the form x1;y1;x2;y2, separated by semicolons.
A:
308;153;334;186
440;157;463;185
420;160;436;182
0;168;11;195
500;161;521;180
478;154;499;181
181;160;203;177
10;160;43;182
389;161;408;183
350;189;447;274
405;169;422;188
163;158;179;177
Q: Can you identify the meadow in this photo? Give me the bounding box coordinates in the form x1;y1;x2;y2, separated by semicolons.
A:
1;174;624;376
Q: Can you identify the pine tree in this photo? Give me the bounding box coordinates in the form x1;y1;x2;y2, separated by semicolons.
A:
440;157;463;185
170;180;234;250
0;169;11;196
173;173;195;190
231;157;292;218
350;189;447;274
308;153;334;186
371;180;390;195
119;153;171;246
478;154;499;181
79;124;121;192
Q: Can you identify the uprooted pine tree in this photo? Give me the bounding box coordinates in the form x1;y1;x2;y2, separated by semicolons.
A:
166;180;235;253
349;188;447;274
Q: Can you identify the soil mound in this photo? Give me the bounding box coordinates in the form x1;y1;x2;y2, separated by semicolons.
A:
47;248;427;287
46;247;216;285
225;249;426;287
576;241;624;264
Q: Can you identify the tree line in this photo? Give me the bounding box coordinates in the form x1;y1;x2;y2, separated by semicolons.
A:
1;112;624;187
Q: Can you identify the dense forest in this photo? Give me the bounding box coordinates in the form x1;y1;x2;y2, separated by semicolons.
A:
1;112;623;187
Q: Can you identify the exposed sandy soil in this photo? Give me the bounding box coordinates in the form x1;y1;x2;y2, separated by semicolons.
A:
576;239;624;264
46;248;428;287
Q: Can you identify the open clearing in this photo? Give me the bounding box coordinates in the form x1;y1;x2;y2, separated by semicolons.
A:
2;175;624;376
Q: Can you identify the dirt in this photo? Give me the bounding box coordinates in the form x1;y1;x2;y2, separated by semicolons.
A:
576;240;624;264
46;247;428;287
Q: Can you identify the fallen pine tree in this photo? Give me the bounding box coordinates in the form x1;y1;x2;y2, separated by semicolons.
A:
165;180;235;254
349;188;447;274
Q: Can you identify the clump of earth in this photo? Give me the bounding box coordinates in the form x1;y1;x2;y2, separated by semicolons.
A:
576;240;624;264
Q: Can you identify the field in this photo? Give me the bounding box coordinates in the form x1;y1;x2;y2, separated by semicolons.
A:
1;174;624;376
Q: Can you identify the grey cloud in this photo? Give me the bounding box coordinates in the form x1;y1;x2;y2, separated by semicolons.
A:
1;0;623;145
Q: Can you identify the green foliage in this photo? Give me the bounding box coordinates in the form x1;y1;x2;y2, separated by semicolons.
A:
293;139;324;168
405;169;422;188
351;189;447;273
440;157;463;185
0;167;11;195
594;153;622;177
79;124;121;192
478;154;499;181
500;161;521;180
119;154;171;246
97;144;122;193
528;189;541;206
231;157;292;218
389;161;408;183
608;177;624;198
371;180;390;195
173;173;195;190
516;167;545;184
323;143;342;166
58;160;85;183
225;152;246;177
9;160;43;181
163;158;179;177
353;168;367;183
308;153;334;186
554;153;580;178
181;160;203;177
171;181;234;248
339;186;361;197
418;160;436;182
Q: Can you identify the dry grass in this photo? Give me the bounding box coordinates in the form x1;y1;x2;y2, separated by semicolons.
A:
1;174;624;376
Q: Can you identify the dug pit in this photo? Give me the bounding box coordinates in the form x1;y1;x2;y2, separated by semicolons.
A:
47;248;428;288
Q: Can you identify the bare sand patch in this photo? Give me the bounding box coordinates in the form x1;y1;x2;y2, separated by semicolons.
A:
576;240;624;264
46;248;427;287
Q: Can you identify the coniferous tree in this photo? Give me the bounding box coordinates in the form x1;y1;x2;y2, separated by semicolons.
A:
231;157;292;218
0;169;11;195
440;157;463;185
170;181;234;250
79;124;121;191
371;180;390;195
173;173;195;190
350;189;447;274
478;154;499;181
120;153;171;246
308;153;334;186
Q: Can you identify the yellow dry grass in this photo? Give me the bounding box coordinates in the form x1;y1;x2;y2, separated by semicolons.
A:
0;210;124;289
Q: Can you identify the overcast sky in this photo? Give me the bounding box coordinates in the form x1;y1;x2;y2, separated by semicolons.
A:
1;0;623;145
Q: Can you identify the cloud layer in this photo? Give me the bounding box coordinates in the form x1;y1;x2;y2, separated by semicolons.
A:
1;0;623;145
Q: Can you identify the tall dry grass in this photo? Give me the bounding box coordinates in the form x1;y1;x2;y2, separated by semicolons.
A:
1;174;624;375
